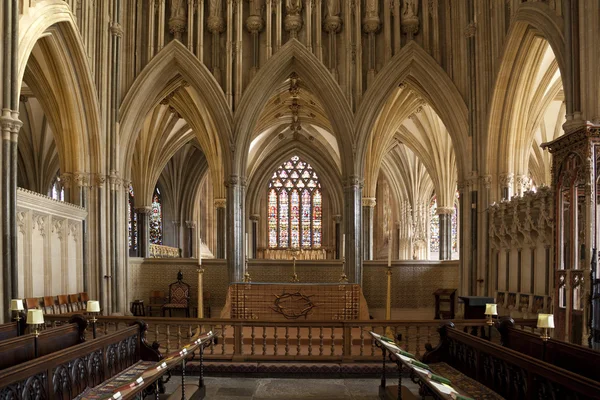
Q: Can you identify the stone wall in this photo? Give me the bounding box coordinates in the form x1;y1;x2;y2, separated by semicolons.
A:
488;187;554;318
128;258;459;316
16;188;87;298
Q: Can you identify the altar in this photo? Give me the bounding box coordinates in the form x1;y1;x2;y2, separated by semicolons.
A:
220;283;370;320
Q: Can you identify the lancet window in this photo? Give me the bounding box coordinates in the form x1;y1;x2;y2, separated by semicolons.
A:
128;185;137;251
268;156;322;249
150;187;163;245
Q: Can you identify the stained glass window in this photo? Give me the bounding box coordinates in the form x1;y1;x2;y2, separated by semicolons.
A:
268;155;322;249
452;192;460;258
149;187;162;245
128;185;138;251
429;197;439;254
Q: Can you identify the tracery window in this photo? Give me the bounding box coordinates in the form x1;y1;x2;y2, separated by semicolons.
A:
268;156;322;249
150;187;162;245
429;198;439;254
128;185;138;251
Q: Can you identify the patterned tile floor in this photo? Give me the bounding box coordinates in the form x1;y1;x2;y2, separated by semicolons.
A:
157;376;421;399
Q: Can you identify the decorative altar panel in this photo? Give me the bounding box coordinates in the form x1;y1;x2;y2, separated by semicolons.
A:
222;283;370;320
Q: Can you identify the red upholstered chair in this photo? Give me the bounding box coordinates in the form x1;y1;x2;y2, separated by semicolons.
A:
162;271;191;317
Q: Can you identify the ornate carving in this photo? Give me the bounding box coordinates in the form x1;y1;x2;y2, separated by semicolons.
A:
214;198;227;208
401;0;419;37
284;0;303;37
52;218;64;240
271;291;316;319
464;22;477;38
362;197;376;207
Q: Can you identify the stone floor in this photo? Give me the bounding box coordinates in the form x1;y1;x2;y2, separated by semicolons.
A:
158;376;421;399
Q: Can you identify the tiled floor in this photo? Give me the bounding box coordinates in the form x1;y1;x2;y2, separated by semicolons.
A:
159;376;421;399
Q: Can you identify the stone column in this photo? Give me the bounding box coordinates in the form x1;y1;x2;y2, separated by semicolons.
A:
135;206;152;258
362;197;376;260
249;214;259;258
437;207;454;261
226;176;245;282
333;214;342;259
214;198;226;258
344;176;363;284
171;220;181;254
185;221;195;258
499;173;514;200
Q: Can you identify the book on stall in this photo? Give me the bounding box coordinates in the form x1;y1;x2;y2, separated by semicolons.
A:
429;381;457;395
408;359;430;370
427;373;451;385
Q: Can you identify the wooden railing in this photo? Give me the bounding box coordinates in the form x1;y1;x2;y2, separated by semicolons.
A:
149;244;180;258
43;315;527;362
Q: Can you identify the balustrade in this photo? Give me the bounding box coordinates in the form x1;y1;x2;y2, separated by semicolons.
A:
43;315;536;363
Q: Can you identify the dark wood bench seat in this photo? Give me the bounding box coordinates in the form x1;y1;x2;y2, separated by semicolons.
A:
429;362;503;400
0;315;27;341
0;314;87;370
497;317;600;382
423;322;600;400
0;320;161;400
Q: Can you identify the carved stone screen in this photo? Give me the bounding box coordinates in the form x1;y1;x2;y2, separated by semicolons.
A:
224;283;369;320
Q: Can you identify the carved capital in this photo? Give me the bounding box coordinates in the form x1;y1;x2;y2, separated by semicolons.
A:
110;22;124;37
214;198;227;208
436;207;455;215
343;175;363;189
332;214;342;223
249;214;260;221
362;197;376;207
59;172;73;189
480;174;492;189
185;220;197;229
464;22;477;38
135;206;153;214
499;173;514;188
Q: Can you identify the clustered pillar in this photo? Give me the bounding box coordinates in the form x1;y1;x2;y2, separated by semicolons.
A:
214;198;226;258
344;176;363;284
362;197;376;261
437;207;453;261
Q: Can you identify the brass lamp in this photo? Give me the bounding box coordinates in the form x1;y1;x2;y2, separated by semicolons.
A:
11;299;24;336
26;309;44;337
87;300;100;339
485;303;498;326
537;313;555;341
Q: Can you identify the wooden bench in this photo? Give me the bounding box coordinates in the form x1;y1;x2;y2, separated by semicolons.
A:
423;321;600;399
0;314;87;370
497;316;600;382
0;320;161;400
0;314;27;341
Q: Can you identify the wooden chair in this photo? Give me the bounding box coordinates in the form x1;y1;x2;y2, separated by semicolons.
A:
43;296;57;314
147;290;166;316
57;294;70;314
68;294;82;312
162;271;191;317
24;297;40;310
78;292;89;309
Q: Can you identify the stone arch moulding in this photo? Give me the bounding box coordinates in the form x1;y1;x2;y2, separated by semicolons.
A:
18;1;103;175
119;40;233;184
245;143;343;218
486;2;567;196
233;39;354;178
355;41;469;183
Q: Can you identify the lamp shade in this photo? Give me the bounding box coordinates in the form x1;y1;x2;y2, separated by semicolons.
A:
10;299;24;311
87;300;100;313
26;309;44;325
485;303;498;316
537;313;555;329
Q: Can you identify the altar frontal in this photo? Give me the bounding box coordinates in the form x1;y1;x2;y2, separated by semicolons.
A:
221;283;370;320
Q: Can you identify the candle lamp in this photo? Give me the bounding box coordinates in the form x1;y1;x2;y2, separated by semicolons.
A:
485;303;497;340
87;300;100;339
537;313;554;341
10;299;24;336
26;309;44;337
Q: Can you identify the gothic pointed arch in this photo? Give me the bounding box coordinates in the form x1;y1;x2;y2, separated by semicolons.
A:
233;39;354;177
355;41;469;182
119;40;232;197
18;2;103;175
486;4;567;200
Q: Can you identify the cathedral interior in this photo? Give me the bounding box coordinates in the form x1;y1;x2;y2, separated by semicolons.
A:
1;0;600;398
